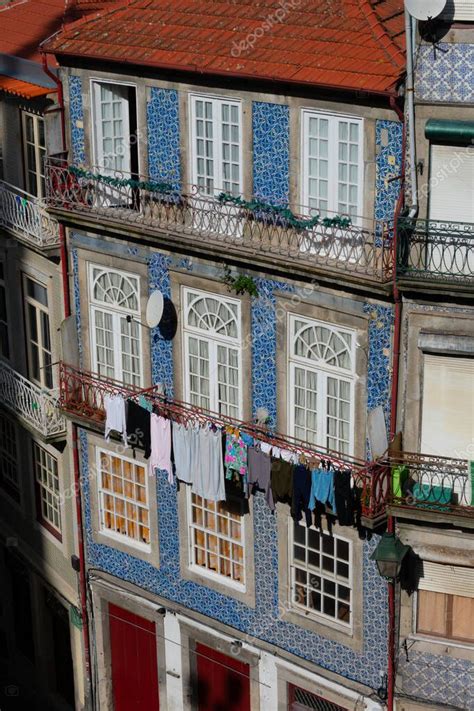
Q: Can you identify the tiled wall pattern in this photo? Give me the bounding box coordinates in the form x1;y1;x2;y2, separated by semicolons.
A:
415;43;474;103
68;76;86;165
375;120;403;222
252;102;290;204
398;652;474;710
147;88;181;188
80;427;388;691
71;247;83;366
363;303;394;436
148;251;174;395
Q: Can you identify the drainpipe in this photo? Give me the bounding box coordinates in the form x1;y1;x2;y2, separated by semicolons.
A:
384;14;417;705
42;51;93;707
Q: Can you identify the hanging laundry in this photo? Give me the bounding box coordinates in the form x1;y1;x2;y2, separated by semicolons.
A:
172;422;194;484
193;426;225;502
126;399;151;458
309;467;336;512
292;464;313;527
334;470;355;526
271;459;293;504
138;394;153;413
247;446;274;510
260;441;273;456
149;413;172;484
224;471;249;515
225;433;248;477
104;393;127;444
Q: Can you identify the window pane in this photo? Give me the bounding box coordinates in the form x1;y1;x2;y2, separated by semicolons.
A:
417;590;448;636
452;595;474;642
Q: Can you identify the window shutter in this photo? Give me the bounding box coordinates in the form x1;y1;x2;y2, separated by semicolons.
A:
442;0;474;20
429;145;474;223
421;354;474;458
418;561;474;598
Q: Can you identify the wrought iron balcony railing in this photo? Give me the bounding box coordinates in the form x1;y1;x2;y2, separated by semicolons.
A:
397;216;474;285
387;451;473;518
0;180;59;248
58;361;389;523
45;162;394;284
0;359;66;438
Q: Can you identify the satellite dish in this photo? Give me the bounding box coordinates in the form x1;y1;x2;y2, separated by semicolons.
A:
146;290;164;328
404;0;446;21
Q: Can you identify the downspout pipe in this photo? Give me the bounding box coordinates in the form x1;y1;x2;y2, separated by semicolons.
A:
42;51;93;707
385;22;412;707
405;8;418;217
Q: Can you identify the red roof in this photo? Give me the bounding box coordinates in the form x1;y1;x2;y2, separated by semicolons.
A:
0;74;55;97
0;0;119;64
44;0;406;95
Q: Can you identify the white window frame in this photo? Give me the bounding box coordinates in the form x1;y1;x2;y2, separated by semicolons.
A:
189;93;243;196
23;274;53;389
187;488;246;591
34;442;61;537
96;447;151;551
21;111;46;198
91;79;135;175
301;109;364;221
0;412;19;501
288;520;353;631
182;286;243;418
88;264;143;387
287;314;356;455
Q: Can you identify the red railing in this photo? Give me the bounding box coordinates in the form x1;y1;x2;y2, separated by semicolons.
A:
59;362;389;522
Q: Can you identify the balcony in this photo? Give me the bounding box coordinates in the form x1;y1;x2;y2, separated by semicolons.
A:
58;361;388;526
397;216;474;292
386;451;473;526
0;180;60;249
0;359;66;439
45;162;394;288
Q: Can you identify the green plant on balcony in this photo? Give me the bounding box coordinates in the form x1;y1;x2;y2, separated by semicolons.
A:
222;264;259;297
217;192;352;231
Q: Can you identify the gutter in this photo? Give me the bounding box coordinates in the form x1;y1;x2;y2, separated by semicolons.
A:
49;49;401;102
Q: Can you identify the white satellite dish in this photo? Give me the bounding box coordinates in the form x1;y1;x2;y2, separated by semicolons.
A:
405;0;446;21
146;290;164;328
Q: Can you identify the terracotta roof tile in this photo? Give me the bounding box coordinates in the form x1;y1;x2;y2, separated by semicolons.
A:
44;0;405;94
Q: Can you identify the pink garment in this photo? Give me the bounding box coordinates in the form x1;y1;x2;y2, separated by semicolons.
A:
149;414;173;483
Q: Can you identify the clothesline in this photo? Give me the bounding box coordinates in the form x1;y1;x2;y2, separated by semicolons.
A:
68;362;370;474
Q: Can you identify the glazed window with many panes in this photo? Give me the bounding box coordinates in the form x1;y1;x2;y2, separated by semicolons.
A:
288;315;355;455
0;413;19;502
23;276;53;389
22;111;46;197
183;288;242;418
190;94;242;196
34;442;61;538
289;521;352;627
188;491;245;588
301;110;363;220
89;265;142;387
97;449;150;547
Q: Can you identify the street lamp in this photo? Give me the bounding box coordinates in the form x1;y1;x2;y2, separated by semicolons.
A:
370;532;410;581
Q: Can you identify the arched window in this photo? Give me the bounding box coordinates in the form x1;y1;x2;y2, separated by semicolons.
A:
91;267;139;313
289;315;355;454
89;265;142;387
183;288;241;418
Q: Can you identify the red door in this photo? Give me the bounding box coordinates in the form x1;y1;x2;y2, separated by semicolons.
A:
196;642;251;711
109;603;159;711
